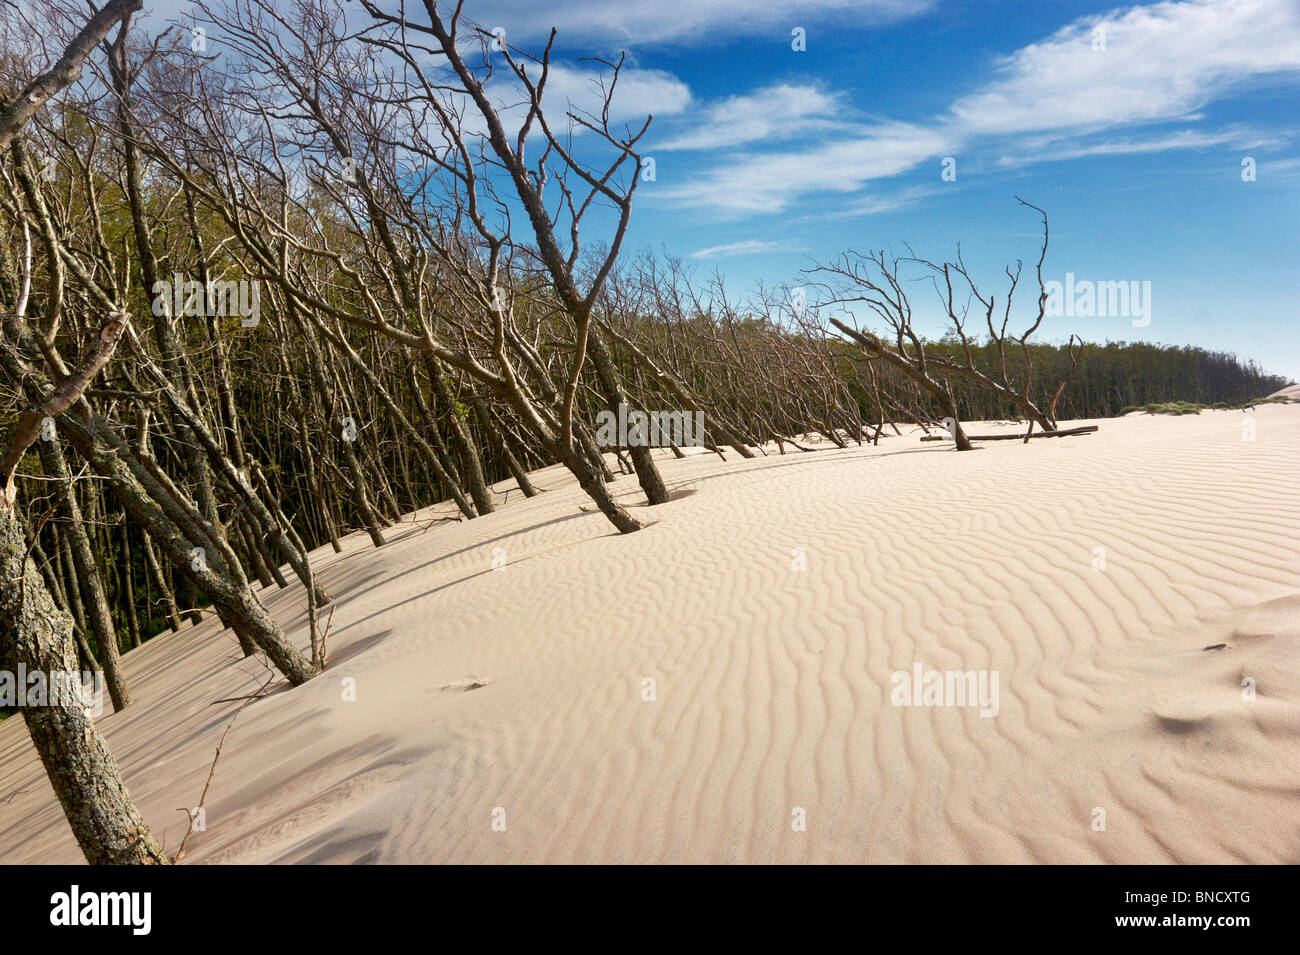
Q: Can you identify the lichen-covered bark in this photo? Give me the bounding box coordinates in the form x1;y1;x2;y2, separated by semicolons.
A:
0;509;168;864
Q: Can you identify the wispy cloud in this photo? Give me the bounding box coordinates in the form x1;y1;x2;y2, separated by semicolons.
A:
653;83;843;151
652;121;950;214
458;0;934;46
994;126;1287;167
477;61;690;142
949;0;1300;137
820;184;949;219
1258;156;1300;177
528;62;693;125
652;0;1300;216
689;239;794;258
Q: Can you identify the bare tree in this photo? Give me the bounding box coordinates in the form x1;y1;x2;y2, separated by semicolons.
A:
0;0;170;865
0;0;142;149
810;201;1079;448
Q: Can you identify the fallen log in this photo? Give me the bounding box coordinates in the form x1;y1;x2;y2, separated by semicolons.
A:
922;424;1098;443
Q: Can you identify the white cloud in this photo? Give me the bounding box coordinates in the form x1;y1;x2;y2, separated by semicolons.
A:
652;121;950;214
689;239;792;258
949;0;1300;137
464;61;691;145
1257;156;1300;178
455;0;933;46
526;62;693;126
656;0;1300;216
654;83;843;151
822;184;947;219
994;126;1282;167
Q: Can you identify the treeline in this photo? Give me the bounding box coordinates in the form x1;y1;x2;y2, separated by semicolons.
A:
598;314;1291;442
933;339;1289;422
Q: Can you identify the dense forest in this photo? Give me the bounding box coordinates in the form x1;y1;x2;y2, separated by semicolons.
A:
0;0;1290;863
929;339;1287;422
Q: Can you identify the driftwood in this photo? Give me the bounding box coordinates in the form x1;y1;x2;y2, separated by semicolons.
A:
921;425;1098;443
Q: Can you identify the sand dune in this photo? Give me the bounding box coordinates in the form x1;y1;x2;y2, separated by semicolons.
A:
1270;383;1300;400
2;404;1299;864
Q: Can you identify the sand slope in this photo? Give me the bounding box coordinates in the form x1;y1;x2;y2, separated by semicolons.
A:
2;404;1299;864
1269;383;1300;400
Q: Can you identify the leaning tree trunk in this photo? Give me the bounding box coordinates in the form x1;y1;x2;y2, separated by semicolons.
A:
587;328;669;505
140;529;183;633
0;345;319;687
37;437;131;711
0;308;166;865
0;508;168;864
941;379;974;452
470;394;536;497
298;319;386;547
424;356;495;516
830;319;978;451
64;420;320;686
316;318;476;520
550;436;643;533
116;520;142;648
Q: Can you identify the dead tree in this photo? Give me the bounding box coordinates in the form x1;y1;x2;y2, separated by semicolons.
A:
809;203;1080;447
165;0;665;531
0;0;168;865
0;313;168;864
0;134;320;685
0;0;143;150
0;202;165;861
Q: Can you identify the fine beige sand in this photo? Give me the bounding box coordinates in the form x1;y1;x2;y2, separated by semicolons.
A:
2;403;1298;864
1270;383;1300;400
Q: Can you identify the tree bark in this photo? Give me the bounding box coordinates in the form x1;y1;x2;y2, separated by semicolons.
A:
586;327;669;505
37;437;131;710
0;508;168;864
0;307;165;864
424;356;495;515
470;394;536;497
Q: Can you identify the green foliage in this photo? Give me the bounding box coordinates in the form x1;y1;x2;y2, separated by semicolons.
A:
1119;394;1296;415
1120;401;1207;415
1244;394;1298;408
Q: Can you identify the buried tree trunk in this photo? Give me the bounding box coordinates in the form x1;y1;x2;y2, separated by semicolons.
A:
594;318;756;459
58;416;320;686
829;318;983;450
297;318;386;547
0;311;167;864
0;508;168;864
564;446;643;533
469;394;537;498
587;328;670;505
0;334;319;688
314;317;476;521
424;356;496;516
941;379;974;452
140;529;183;633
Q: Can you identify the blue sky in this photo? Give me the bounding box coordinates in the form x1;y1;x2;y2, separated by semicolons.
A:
133;0;1299;379
461;0;1300;380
